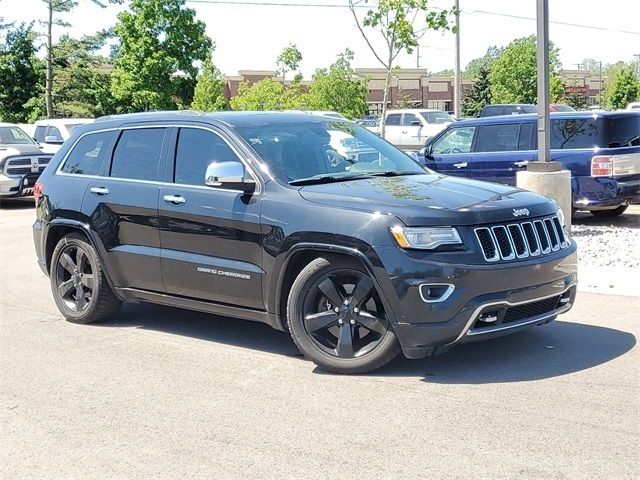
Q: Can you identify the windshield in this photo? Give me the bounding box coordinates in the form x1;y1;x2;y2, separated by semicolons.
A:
421;111;454;124
235;120;426;184
0;126;36;145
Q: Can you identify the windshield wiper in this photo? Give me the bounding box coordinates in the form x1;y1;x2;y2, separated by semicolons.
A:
363;171;424;178
289;174;372;186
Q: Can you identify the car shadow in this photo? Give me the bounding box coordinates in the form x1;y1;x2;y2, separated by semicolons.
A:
572;209;640;229
102;303;635;383
0;198;35;210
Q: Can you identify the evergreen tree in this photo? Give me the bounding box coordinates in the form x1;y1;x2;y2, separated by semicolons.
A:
191;52;227;112
461;65;491;117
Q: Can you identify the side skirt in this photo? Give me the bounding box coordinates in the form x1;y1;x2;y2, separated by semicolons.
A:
116;287;283;331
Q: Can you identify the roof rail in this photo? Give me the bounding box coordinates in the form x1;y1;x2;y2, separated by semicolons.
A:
95;110;204;122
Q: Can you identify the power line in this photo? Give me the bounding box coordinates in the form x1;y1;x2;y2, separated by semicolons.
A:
184;1;640;36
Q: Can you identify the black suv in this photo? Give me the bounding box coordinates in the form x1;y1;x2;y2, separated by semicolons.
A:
33;112;577;373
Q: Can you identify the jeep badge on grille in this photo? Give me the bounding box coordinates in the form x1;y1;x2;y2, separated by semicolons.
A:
512;208;530;217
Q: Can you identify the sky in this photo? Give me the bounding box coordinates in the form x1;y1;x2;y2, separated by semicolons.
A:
2;0;639;77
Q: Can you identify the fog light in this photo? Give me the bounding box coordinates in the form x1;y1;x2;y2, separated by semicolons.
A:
478;312;498;323
419;283;454;303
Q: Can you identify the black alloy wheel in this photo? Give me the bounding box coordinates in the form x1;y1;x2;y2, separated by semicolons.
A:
55;243;95;312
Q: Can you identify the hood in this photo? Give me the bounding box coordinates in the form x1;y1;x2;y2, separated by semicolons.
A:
0;144;46;156
297;174;557;226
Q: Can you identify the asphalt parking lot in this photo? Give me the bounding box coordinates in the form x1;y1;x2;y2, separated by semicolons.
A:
1;200;639;479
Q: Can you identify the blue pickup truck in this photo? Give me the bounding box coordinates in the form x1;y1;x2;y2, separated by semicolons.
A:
419;111;640;216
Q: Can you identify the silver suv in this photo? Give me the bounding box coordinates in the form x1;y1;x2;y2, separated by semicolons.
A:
0;123;53;198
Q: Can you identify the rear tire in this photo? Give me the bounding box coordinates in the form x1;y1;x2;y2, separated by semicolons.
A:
287;256;401;374
50;232;121;324
590;206;628;217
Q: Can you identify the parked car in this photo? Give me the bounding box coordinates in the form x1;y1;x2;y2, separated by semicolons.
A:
33;118;94;153
33;111;577;374
0;123;53;198
383;109;455;150
627;102;640;110
549;104;576;112
419;111;640;217
479;104;538;117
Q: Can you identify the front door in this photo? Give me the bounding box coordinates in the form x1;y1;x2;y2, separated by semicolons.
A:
423;126;476;177
470;122;535;185
383;113;403;146
399;112;425;150
82;126;167;292
159;126;264;309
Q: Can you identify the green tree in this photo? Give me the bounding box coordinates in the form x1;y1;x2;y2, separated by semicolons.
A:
461;64;491;117
111;0;212;112
230;78;286;111
191;51;227;111
429;69;453;77
564;91;589;110
0;23;44;122
349;0;455;137
603;66;640;109
41;0;123;118
276;43;302;84
490;35;564;104
306;49;368;119
463;45;503;79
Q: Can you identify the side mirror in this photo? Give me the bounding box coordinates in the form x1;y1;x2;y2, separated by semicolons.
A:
410;120;422;127
44;135;63;144
420;144;434;159
205;161;255;194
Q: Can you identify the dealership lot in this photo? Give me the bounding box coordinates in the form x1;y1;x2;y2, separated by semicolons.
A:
1;201;639;479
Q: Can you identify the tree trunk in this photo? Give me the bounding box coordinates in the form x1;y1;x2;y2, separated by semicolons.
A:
45;0;54;118
380;63;393;139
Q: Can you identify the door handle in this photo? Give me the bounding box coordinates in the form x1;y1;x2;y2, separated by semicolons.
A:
89;187;109;195
401;130;408;134
514;160;529;167
453;162;468;169
163;194;186;205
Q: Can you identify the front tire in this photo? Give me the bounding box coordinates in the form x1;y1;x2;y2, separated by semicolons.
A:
590;206;628;217
50;232;121;324
287;256;401;374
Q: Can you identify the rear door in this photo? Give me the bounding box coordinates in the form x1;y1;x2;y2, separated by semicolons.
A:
399;112;424;150
82;125;167;293
383;113;403;146
158;125;264;309
423;125;475;177
469;122;535;185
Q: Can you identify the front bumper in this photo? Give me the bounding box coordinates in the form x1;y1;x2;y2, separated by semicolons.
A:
0;173;35;198
573;176;640;209
371;245;578;359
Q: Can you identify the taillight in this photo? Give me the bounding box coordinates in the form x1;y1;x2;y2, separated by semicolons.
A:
591;155;613;177
34;181;43;199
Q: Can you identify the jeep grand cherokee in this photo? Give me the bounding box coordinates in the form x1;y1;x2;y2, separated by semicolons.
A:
33;111;577;374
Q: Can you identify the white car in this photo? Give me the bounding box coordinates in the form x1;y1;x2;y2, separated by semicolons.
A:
382;109;455;150
627;102;640;110
32;118;94;153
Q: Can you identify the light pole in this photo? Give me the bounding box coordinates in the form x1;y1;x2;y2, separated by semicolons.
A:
453;0;461;118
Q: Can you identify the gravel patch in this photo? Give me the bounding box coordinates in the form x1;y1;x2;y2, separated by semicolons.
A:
571;223;640;269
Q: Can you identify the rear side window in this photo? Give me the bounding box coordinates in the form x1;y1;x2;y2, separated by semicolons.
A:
475;124;520;152
481;106;502;117
601;116;640;147
61;131;115;175
551;119;597;149
385;114;401;126
174;128;241;185
110;128;166;181
518;123;535;150
34;126;46;142
402;113;420;126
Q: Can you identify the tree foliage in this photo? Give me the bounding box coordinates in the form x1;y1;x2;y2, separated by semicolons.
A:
603;66;640;109
463;45;503;80
461;64;491;117
0;23;44;122
349;0;455;135
564;91;588;110
306;49;368;119
276;43;302;83
191;51;227;111
230;78;301;111
111;0;212;111
490;35;564;104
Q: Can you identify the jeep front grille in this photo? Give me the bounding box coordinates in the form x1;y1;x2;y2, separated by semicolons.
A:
474;215;570;262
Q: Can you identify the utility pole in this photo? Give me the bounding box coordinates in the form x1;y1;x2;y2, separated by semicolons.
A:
633;53;639;77
453;0;461;118
416;45;420;69
45;0;54;118
536;0;550;163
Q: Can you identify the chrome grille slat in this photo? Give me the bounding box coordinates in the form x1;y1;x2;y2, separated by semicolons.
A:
475;215;569;263
3;155;51;177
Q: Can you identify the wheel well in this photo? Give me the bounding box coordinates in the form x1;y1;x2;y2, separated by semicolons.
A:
277;250;363;329
45;226;88;273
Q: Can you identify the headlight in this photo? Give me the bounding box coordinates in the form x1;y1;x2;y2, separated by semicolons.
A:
391;225;462;250
556;207;566;227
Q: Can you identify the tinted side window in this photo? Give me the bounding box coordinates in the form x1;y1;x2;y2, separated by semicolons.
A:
402;113;420;126
385;114;402;126
61;131;116;175
518;123;535;150
34;126;46;142
432;127;476;154
602;116;640;147
481;106;501;117
47;126;63;141
475;124;520;152
110;128;166;181
551;119;597;149
174;128;241;185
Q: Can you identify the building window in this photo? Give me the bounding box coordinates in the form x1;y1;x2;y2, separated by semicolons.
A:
428;82;448;92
